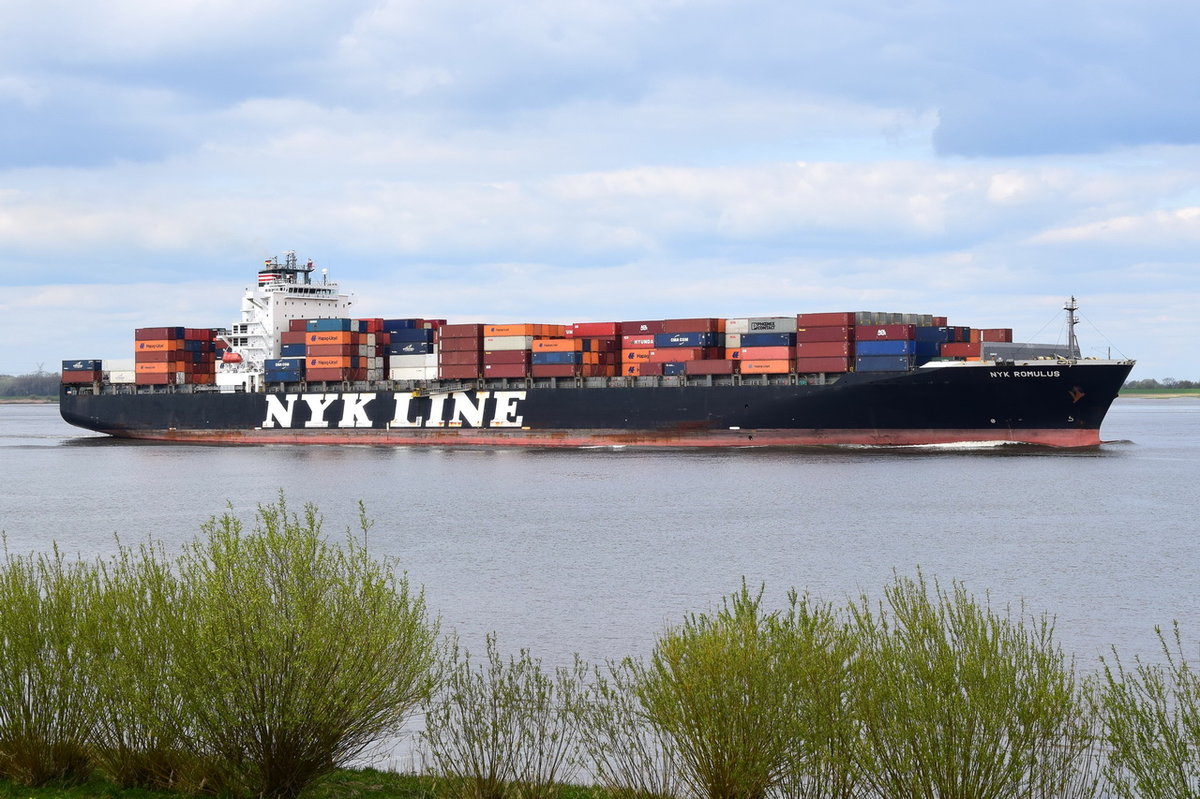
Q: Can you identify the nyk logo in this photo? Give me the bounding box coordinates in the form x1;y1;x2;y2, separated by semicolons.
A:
262;391;527;429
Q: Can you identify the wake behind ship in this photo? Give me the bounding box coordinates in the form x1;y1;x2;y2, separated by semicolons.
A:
60;254;1133;448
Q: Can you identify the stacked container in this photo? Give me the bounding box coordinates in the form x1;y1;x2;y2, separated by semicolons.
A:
482;323;565;379
793;313;857;373
726;317;795;375
135;327;217;385
438;323;484;380
305;319;369;382
385;318;440;381
61;359;103;384
853;322;916;372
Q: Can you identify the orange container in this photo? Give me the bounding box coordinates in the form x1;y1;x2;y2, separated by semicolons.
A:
307;356;355;369
621;350;651;363
647;347;705;363
135;361;175;374
969;328;981;343
135;339;181;353
485;323;535;337
307;330;357;346
531;338;583;352
739;359;793;374
729;346;793;360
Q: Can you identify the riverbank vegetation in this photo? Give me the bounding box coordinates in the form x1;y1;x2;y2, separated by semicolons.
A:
0;371;58;400
0;498;1196;799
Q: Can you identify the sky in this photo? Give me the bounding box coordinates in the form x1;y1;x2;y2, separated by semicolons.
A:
2;0;1197;379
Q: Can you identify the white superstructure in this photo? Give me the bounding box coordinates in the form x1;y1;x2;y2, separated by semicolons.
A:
216;252;353;392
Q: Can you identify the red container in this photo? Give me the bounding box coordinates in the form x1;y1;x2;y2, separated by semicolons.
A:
981;328;1013;342
439;350;482;366
135;373;173;385
647;347;705;363
440;323;484;339
440;337;482;353
438;364;481;379
135;327;183;340
484;350;531;365
932;316;948;326
794;356;851;373
280;331;307;345
622;362;663;376
794;341;853;358
684;359;735;375
621;334;656;349
795;326;854;342
796;312;855;327
306;344;358;357
662;318;721;333
940;342;982;357
61;370;101;384
288;319;311;332
855;324;916;341
531;364;578;377
585;337;620;353
483;363;530;378
134;349;175;363
567;322;620;337
619;320;668;335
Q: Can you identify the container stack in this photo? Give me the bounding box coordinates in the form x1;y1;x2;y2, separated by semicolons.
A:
619;318;725;376
385;318;441;381
482;324;566;379
853;321;918;372
438;324;484;380
727;317;796;375
134;327;217;386
304;319;368;382
530;326;619;378
793;313;857;373
61;359;102;384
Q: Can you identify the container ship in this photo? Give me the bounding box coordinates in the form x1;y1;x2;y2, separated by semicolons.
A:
59;253;1134;448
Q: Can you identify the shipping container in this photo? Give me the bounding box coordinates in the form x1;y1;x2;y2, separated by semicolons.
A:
621;334;657;349
386;341;435;356
566;321;619;337
388;366;440;381
531;338;583;352
855;355;914;372
739;359;793;374
440;337;483;353
855;324;917;341
662;318;722;333
484;335;535;351
728;346;794;360
738;332;796;347
794;326;855;342
439;350;483;366
306;318;355;333
793;341;853;358
940;342;982;358
795;312;855;327
856;340;917;356
654;331;720;348
981;328;1014;342
264;358;305;372
387;328;436;343
725;317;798;334
662;362;687;376
306;344;360;357
619;320;669;335
684;359;735;375
914;326;955;343
135;339;182;353
647;348;707;363
483;350;532;365
61;370;102;384
389;354;440;368
532;351;585;365
483;362;531;378
440;323;484;339
530;364;579;378
62;359;103;371
438;364;481;379
794;356;851;373
135;327;185;340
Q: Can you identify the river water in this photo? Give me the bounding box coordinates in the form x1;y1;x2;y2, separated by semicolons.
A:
1;398;1197;678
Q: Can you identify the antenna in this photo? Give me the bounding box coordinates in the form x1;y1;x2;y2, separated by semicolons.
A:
1064;296;1079;362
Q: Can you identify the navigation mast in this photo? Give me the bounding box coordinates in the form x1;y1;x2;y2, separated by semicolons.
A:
1064;296;1080;362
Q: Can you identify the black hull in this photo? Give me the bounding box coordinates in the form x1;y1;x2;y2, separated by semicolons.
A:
59;361;1133;448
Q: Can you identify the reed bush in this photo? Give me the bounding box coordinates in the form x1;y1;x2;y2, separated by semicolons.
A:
421;635;585;799
0;545;101;786
575;657;680;799
1101;621;1200;799
634;583;839;799
88;540;190;790
847;572;1090;799
165;496;439;799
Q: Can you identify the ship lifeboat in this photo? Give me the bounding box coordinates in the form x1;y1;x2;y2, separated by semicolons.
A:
222;352;243;364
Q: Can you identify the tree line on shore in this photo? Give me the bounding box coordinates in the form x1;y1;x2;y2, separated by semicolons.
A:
0;497;1197;799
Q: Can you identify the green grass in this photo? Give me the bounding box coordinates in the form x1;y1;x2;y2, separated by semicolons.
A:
1121;388;1200;396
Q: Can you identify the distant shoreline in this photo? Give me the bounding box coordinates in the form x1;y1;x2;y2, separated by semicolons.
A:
1120;391;1200;399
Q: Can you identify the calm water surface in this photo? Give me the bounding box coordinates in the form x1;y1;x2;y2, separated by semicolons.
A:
1;399;1197;675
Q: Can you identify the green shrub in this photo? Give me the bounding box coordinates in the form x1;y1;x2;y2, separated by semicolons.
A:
847;572;1090;799
0;545;101;786
1101;621;1200;799
421;635;585;799
165;496;439;799
576;657;681;799
634;584;836;799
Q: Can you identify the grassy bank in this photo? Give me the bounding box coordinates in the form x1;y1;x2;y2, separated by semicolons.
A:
1120;388;1200;398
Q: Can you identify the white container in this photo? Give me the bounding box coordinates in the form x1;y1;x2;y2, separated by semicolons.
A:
725;317;797;334
389;366;439;381
484;335;534;351
108;370;136;384
389;354;439;368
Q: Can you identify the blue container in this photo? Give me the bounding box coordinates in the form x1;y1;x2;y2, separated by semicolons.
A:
739;332;796;347
662;362;687;376
382;318;419;332
387;341;435;356
855;355;914;372
265;358;305;372
265;371;304;383
280;343;306;357
532;351;584;365
654;332;720;348
914;341;940;358
62;359;102;371
388;328;435;343
306;318;354;332
915;326;954;343
856;339;916;356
